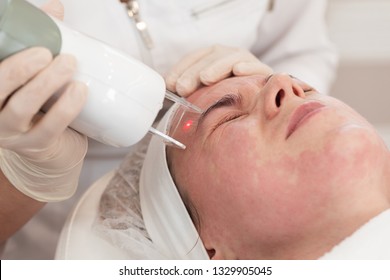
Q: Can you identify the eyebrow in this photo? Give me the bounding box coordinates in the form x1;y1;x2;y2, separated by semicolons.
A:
197;93;243;128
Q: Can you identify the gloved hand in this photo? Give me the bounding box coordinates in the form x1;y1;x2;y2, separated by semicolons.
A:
165;44;273;97
41;0;64;20
0;47;88;202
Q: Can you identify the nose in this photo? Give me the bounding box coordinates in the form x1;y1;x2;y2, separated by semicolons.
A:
258;74;306;120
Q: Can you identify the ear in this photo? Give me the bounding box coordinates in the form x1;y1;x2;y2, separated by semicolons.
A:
201;228;237;259
203;235;232;260
206;248;216;259
207;248;227;260
41;0;64;20
202;235;220;260
205;245;233;260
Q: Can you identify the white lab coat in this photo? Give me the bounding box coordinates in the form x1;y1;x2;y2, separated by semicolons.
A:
2;0;338;259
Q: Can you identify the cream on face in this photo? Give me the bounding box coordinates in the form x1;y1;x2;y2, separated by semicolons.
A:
167;74;387;259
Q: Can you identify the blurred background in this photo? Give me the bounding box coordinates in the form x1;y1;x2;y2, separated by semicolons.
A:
326;0;390;146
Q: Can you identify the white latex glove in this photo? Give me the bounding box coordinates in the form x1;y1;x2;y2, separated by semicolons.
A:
0;46;88;202
165;44;273;97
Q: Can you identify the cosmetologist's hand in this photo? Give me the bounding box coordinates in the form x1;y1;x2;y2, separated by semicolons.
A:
0;47;88;202
165;44;273;97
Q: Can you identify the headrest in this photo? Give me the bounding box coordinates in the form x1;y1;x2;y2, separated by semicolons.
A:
139;105;209;259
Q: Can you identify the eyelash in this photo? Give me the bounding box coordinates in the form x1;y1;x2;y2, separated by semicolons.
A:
211;113;245;132
303;89;316;97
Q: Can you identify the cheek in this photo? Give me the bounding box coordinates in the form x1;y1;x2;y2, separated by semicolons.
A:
206;126;260;185
177;130;258;222
193;132;331;235
172;112;386;244
187;129;274;235
260;126;383;230
315;125;384;187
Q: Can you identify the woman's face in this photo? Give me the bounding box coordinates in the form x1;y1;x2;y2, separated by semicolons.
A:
167;74;386;259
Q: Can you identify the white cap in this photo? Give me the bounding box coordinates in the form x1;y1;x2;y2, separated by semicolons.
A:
139;106;209;259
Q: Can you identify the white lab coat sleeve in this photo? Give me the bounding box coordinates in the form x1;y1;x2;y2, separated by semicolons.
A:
251;0;338;95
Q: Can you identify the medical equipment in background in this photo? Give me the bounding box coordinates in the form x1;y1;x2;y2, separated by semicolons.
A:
0;0;200;149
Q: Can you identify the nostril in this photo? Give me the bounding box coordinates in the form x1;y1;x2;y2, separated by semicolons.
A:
275;90;284;107
293;87;303;97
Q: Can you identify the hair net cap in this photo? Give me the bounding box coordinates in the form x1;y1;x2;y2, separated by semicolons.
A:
140;106;209;259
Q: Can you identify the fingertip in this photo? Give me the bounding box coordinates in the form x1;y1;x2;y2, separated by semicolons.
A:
30;47;54;61
54;54;77;73
233;62;273;76
176;78;198;97
175;83;190;97
232;62;251;75
164;72;179;92
200;59;234;85
0;47;54;93
22;47;53;67
70;81;89;102
199;70;217;85
56;81;88;118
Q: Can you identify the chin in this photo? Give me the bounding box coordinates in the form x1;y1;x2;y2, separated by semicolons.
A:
322;123;385;181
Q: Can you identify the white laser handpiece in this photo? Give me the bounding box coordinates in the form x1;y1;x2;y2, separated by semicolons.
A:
0;0;192;148
52;17;169;148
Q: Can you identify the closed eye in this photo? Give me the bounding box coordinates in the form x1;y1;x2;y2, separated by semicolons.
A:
211;113;245;132
197;93;243;129
303;88;316;96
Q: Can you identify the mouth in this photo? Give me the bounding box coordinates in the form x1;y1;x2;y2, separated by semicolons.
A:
286;101;326;139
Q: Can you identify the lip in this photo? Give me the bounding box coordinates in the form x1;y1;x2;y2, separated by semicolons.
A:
286;101;326;139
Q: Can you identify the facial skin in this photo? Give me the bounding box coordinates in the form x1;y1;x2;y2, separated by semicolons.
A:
167;74;390;260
